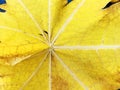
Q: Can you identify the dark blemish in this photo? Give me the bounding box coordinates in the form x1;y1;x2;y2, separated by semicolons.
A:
0;8;6;12
39;33;43;36
0;41;1;43
103;2;115;9
39;30;48;36
44;30;48;34
103;1;120;9
0;0;6;5
117;89;120;90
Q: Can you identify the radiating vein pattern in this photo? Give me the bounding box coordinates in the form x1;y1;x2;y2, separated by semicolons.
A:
51;0;86;44
52;51;89;90
19;51;49;90
17;0;48;43
2;0;119;90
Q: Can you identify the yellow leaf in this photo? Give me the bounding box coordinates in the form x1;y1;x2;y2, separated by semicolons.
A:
1;0;120;90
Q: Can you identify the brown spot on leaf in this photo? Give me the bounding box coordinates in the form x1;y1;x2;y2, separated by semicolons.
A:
114;71;120;83
0;54;21;60
0;54;31;65
0;74;12;78
116;78;120;83
52;75;69;90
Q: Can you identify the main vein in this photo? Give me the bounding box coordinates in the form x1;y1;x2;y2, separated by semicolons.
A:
17;0;48;44
0;26;47;44
49;50;52;90
19;51;49;90
51;0;86;44
48;0;51;43
52;51;89;90
54;45;120;50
